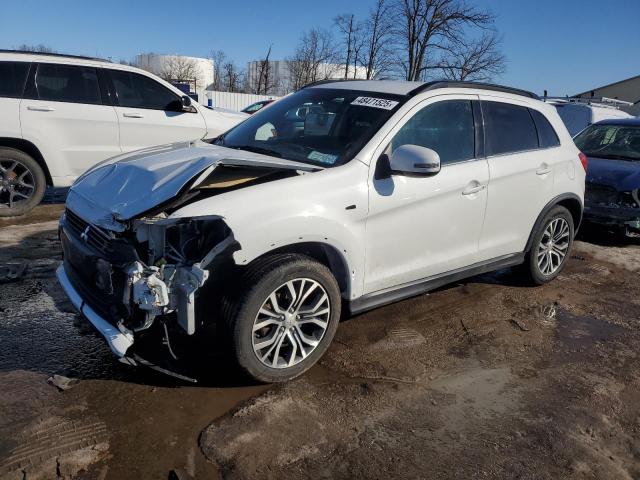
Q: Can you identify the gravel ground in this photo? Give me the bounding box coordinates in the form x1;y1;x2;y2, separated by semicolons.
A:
1;205;639;479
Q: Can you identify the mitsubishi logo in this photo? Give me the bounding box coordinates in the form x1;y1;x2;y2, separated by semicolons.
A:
80;225;90;243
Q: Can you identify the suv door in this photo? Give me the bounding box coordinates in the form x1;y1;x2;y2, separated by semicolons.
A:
477;98;555;259
107;69;206;152
364;95;489;294
20;63;120;181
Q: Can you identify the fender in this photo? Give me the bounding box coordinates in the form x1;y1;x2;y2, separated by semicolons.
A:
228;216;364;300
524;192;583;253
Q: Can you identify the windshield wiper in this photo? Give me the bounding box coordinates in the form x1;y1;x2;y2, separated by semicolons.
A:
230;145;282;158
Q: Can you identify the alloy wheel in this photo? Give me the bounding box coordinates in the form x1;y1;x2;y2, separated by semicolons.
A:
536;217;570;276
252;278;331;369
0;159;36;209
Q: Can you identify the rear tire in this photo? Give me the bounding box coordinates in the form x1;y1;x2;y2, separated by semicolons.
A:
221;254;341;383
517;205;574;285
0;148;46;217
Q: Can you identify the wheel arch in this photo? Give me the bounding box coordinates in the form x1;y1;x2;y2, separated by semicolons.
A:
242;241;352;300
0;137;52;186
525;193;583;253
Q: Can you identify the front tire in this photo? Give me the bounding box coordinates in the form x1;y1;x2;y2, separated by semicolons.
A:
222;254;341;383
0;148;46;217
518;205;574;285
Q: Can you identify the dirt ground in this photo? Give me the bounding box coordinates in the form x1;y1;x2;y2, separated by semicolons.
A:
1;198;639;479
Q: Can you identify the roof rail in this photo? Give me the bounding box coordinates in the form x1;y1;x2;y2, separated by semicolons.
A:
300;78;369;89
0;49;111;63
545;96;633;109
298;78;539;100
409;80;539;99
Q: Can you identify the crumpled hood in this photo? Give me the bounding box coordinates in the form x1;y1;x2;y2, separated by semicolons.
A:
586;156;640;191
66;141;317;231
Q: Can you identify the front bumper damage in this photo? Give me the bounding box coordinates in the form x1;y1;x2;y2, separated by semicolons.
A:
584;204;640;233
56;264;135;361
57;210;238;369
584;183;640;234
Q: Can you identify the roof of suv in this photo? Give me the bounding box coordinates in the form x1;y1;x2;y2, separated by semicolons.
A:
0;49;111;63
306;79;540;100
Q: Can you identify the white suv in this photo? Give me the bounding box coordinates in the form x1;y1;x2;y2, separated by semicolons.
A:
56;80;586;382
0;50;247;216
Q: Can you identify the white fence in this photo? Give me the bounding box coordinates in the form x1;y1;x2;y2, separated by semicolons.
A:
207;91;280;111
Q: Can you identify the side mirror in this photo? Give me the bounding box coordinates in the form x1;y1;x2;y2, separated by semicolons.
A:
389;144;441;176
181;95;196;112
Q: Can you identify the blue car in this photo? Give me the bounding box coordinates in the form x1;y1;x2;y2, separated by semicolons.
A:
574;117;640;237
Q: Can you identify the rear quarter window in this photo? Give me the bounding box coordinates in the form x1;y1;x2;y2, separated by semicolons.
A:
483;101;539;156
0;61;30;98
530;109;561;148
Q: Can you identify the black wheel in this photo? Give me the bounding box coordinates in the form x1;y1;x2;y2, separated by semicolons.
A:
222;254;341;383
517;205;574;285
0;148;46;217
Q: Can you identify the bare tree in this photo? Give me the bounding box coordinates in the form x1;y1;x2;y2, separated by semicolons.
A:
439;32;505;81
221;61;244;92
15;43;56;53
334;14;362;79
286;28;337;90
362;0;395;79
210;49;228;91
249;45;279;95
158;56;202;85
392;0;495;81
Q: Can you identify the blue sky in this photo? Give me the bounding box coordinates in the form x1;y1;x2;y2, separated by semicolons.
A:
1;0;638;95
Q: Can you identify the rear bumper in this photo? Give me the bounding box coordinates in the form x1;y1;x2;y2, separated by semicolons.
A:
56;264;134;358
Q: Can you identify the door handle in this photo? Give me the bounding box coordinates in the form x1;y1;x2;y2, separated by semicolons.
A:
123;112;144;118
536;163;552;175
27;105;55;112
462;183;486;195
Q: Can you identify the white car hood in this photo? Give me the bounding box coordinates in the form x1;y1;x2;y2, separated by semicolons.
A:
66;141;317;231
200;106;248;138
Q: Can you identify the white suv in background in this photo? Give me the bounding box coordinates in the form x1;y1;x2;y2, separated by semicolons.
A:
0;50;247;216
57;80;586;383
545;97;632;136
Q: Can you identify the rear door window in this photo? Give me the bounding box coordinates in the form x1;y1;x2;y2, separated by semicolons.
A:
391;100;475;165
109;70;180;111
35;63;101;104
530;109;560;148
483;101;538;156
0;61;30;98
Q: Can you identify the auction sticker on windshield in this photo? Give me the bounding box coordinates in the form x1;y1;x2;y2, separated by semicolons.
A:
351;97;399;110
308;151;338;165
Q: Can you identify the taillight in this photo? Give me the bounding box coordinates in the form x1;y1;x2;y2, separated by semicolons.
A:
578;152;588;172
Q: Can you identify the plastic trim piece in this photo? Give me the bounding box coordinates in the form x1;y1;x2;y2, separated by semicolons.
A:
56;265;134;357
349;252;525;315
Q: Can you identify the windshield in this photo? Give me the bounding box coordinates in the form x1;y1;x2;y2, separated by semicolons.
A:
217;88;404;167
574;124;640;161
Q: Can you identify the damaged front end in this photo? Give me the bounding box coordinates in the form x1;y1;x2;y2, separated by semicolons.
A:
584;182;640;235
126;216;238;335
56;142;317;374
57;210;238;366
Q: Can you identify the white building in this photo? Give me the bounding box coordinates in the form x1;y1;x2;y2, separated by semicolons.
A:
247;60;368;96
136;53;214;105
